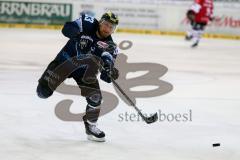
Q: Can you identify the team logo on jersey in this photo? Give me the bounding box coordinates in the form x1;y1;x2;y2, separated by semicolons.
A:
97;41;109;49
79;35;93;50
79;39;88;49
80;35;93;42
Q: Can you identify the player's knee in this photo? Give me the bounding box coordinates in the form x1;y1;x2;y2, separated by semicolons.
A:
86;93;102;107
36;82;53;99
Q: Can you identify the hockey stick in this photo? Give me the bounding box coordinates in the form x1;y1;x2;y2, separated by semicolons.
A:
91;55;158;124
110;78;158;124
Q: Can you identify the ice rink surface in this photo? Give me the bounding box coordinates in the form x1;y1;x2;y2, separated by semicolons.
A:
0;28;240;160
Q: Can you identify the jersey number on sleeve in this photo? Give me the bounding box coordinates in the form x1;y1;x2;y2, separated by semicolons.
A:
84;15;94;23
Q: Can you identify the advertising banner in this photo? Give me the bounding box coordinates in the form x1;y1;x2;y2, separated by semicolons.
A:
0;1;72;25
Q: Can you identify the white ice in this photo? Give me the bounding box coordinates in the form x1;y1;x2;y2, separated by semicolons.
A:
0;28;240;160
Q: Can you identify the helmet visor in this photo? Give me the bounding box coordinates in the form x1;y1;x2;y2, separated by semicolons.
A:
100;19;117;33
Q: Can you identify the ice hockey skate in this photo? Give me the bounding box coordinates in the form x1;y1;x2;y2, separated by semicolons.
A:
191;40;199;48
83;116;105;142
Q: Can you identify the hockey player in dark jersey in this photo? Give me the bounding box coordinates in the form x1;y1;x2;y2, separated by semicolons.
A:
36;11;119;142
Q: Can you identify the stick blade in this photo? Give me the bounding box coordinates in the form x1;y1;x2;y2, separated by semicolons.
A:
145;113;158;124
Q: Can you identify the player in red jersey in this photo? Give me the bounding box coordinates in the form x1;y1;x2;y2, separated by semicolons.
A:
185;0;214;47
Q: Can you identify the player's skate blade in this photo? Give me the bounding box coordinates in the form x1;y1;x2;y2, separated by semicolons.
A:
191;40;199;48
87;135;105;142
191;42;198;48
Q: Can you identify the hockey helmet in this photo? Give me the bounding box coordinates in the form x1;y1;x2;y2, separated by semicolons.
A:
100;11;119;25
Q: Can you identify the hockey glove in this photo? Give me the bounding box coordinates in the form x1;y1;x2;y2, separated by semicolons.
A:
100;52;119;83
100;66;119;83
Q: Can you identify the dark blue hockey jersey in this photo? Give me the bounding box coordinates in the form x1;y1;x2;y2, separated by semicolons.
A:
61;14;118;61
